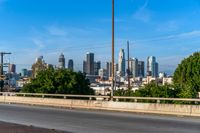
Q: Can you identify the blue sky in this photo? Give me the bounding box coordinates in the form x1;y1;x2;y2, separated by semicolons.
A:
0;0;200;74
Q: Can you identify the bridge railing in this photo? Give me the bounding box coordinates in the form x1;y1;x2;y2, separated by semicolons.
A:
0;92;200;104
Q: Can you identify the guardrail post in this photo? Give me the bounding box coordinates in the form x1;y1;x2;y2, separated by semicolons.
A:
64;96;67;99
134;99;137;103
42;95;45;98
157;99;160;103
89;97;92;100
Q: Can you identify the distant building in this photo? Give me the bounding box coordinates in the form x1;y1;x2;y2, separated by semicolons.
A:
58;53;65;69
98;68;107;80
21;69;28;77
155;62;159;77
32;56;47;78
36;56;44;62
115;63;118;72
46;64;54;69
9;64;16;73
83;60;87;73
83;52;94;75
106;62;112;78
147;56;159;77
129;58;138;78
118;49;125;77
94;61;101;75
68;59;74;71
138;61;145;77
27;70;32;77
159;72;167;78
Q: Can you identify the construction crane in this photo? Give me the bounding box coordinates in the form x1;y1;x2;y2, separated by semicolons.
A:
0;52;11;91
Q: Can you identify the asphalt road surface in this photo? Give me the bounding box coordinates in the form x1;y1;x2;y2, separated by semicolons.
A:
0;103;200;133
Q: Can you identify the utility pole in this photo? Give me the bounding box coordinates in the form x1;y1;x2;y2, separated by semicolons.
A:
111;0;115;98
127;41;130;89
0;52;11;91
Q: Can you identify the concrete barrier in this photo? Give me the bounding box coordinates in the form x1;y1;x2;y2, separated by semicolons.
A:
0;95;200;117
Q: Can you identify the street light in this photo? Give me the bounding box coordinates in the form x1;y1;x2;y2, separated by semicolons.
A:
111;0;115;98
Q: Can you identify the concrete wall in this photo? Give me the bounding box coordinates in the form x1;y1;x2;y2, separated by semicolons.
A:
0;96;200;117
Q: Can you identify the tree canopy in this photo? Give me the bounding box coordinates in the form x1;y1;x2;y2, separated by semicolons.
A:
173;52;200;98
21;68;94;95
115;82;177;98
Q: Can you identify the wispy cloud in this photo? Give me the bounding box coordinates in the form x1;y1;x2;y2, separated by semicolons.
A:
162;30;200;40
133;0;151;22
135;30;200;43
156;20;179;32
32;38;45;49
45;25;67;36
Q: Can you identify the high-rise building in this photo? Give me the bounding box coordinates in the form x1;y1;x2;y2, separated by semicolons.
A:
115;63;118;72
129;58;138;78
118;49;125;77
83;52;94;75
9;64;16;73
83;60;87;73
27;70;32;77
98;68;107;79
106;62;112;78
147;56;159;77
32;56;47;78
36;56;44;63
68;59;74;71
21;68;28;77
58;53;65;69
94;61;101;75
155;62;159;77
138;61;145;77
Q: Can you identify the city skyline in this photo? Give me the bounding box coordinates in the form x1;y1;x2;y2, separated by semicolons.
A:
0;0;200;74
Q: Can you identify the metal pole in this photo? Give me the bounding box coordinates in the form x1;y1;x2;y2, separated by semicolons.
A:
0;53;3;92
111;0;115;98
127;41;130;89
1;53;3;76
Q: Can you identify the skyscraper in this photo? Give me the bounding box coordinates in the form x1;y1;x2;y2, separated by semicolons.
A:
83;52;94;75
58;53;65;69
138;61;145;77
129;58;138;78
155;62;159;77
68;59;74;71
9;64;16;73
94;61;101;75
83;60;87;73
118;49;125;77
106;62;112;78
21;68;28;77
32;56;47;78
147;56;159;77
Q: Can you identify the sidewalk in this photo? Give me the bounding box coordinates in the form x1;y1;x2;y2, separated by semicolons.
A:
0;121;69;133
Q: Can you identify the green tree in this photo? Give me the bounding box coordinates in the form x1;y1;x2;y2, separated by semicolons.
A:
21;68;94;95
173;52;200;98
133;83;177;98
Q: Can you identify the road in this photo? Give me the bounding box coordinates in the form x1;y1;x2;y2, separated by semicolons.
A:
0;103;200;133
